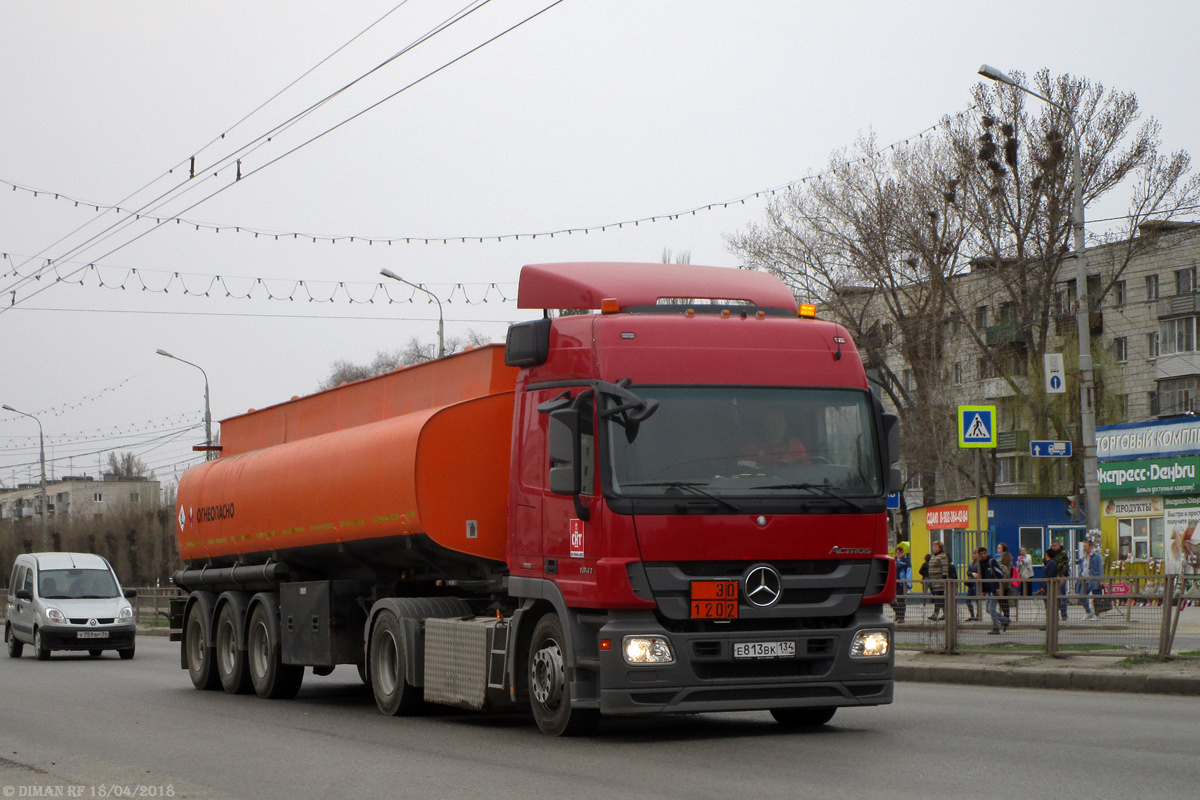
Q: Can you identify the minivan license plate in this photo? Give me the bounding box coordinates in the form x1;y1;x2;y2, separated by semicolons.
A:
77;631;109;639
734;641;795;659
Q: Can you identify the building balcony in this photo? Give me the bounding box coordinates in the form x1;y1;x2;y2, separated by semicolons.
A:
981;376;1029;398
985;322;1022;346
1155;352;1200;381
1158;293;1200;319
1054;311;1103;336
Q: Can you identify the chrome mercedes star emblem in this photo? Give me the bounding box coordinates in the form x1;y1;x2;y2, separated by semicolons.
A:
744;565;782;608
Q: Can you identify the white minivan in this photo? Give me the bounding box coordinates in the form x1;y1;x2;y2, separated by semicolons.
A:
5;552;137;660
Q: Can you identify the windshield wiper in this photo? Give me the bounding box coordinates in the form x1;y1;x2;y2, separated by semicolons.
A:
622;481;743;513
750;482;864;511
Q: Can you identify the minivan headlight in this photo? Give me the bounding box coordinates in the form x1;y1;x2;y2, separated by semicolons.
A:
119;606;133;622
45;607;66;624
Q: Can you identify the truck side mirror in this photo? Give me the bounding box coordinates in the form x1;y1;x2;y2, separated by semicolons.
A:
888;466;903;494
882;413;900;464
548;408;581;496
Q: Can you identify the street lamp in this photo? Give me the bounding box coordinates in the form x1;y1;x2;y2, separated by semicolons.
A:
3;403;49;550
978;64;1099;535
156;349;215;461
380;268;445;358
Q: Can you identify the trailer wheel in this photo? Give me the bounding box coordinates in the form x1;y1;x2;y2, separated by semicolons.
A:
247;603;304;699
770;707;836;728
528;614;598;736
185;601;220;690
369;611;422;716
216;604;251;694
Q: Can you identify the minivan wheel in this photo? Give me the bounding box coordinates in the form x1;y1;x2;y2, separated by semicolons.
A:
33;628;51;661
5;627;23;658
89;649;103;658
118;644;135;660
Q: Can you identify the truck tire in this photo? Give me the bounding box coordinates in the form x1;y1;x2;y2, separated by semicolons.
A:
247;602;304;699
369;610;422;716
528;613;598;736
185;601;220;690
770;707;837;728
5;627;23;658
216;603;252;694
34;628;51;661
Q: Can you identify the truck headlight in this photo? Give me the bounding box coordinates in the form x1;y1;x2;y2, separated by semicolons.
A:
849;629;890;659
622;635;675;665
45;607;66;624
119;606;133;622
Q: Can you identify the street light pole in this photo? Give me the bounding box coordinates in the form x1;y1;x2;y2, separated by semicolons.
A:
3;403;49;550
978;64;1099;536
380;268;445;358
156;349;215;461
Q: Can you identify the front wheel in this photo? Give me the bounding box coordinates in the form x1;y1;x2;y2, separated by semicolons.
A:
770;707;837;728
118;643;135;660
528;614;598;736
33;628;51;661
369;611;422;716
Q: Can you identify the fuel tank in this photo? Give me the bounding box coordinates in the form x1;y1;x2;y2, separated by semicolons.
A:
175;345;518;566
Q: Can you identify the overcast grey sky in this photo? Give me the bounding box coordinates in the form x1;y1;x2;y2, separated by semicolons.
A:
3;0;1198;488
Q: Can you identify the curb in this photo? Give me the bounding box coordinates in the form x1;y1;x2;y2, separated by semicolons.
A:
895;661;1200;696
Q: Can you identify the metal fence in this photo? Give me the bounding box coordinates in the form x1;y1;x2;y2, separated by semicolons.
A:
888;575;1200;656
1;586;183;626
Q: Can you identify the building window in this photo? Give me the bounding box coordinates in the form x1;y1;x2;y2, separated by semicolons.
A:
93;493;103;502
1019;527;1044;561
1149;390;1160;416
1158;376;1200;416
1113;336;1128;362
996;455;1025;486
1161;316;1198;354
953;361;963;386
902;368;914;392
1146;274;1160;301
1113;280;1126;307
130;493;139;503
1117;517;1164;560
1147;331;1160;359
977;357;998;380
1176;267;1196;296
975;305;988;329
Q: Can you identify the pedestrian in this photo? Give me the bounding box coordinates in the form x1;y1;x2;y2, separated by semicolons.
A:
1043;546;1068;621
891;545;910;623
1017;546;1035;596
1079;538;1103;620
965;551;981;621
997;542;1014;621
927;541;949;620
976;546;1009;634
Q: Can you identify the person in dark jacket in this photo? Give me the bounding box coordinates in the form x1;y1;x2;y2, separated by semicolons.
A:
891;545;911;623
1043;548;1068;621
1049;541;1071;619
976;546;1009;633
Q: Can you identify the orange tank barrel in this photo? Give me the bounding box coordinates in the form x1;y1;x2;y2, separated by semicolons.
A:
175;346;518;564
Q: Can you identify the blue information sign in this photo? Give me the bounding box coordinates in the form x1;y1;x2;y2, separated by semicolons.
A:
1029;440;1072;458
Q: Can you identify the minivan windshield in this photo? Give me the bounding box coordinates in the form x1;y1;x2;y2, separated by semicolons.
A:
606;387;882;499
38;568;119;599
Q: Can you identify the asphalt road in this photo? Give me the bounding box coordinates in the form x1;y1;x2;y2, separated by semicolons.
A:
2;637;1197;800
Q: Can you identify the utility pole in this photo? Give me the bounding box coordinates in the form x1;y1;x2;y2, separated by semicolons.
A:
3;403;49;550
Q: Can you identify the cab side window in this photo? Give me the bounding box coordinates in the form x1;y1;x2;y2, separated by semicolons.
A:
8;563;20;590
22;567;34;595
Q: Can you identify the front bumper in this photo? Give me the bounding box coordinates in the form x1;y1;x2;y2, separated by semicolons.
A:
38;623;136;651
592;610;893;715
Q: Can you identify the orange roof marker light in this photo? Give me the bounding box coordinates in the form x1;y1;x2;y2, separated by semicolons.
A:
600;297;620;314
798;303;817;319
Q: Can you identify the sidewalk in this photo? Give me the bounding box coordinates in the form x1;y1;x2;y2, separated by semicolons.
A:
896;648;1200;696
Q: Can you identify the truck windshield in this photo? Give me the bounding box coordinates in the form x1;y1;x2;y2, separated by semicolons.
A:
605;387;882;499
38;568;120;599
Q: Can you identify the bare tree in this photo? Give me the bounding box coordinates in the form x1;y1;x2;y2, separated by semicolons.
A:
106;451;152;479
317;330;494;390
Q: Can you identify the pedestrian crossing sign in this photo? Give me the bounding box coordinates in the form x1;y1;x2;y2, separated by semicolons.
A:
958;405;997;448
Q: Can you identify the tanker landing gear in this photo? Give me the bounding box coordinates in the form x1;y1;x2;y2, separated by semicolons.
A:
247;603;304;699
369;610;422;716
528;614;598;737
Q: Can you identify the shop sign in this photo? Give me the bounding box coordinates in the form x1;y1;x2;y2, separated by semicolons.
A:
1097;456;1200;498
1097;419;1200;460
1102;497;1163;517
926;504;970;529
1163;505;1200;574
